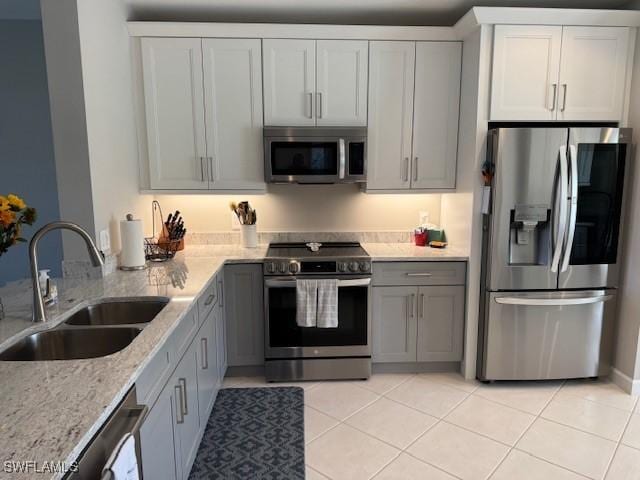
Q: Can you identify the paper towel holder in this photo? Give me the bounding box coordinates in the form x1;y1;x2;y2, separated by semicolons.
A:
119;213;148;271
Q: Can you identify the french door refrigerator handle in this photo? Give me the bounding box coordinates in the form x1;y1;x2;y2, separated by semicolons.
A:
551;146;569;273
495;294;613;306
561;144;579;273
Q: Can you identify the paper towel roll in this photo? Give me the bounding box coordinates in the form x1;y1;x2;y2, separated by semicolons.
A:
120;218;146;269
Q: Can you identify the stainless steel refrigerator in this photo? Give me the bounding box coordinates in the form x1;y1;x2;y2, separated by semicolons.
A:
477;127;632;381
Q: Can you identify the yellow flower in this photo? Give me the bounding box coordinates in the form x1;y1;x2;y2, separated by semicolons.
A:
7;194;26;210
0;196;9;212
0;209;15;226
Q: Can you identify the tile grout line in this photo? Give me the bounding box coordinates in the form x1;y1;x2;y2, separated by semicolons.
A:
601;403;637;480
485;380;566;480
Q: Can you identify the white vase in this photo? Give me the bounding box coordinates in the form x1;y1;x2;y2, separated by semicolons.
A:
240;224;258;248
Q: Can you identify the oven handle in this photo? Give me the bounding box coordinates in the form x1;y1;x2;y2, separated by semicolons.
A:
265;278;371;288
339;138;346;179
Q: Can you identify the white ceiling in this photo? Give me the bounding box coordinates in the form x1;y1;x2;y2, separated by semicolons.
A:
126;0;637;25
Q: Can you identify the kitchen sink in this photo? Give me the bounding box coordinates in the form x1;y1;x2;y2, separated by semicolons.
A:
64;298;170;326
0;327;142;361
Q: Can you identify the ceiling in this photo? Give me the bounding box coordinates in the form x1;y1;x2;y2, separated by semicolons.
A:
126;0;637;26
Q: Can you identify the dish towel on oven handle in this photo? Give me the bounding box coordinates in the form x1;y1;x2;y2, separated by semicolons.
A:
101;433;139;480
296;279;318;327
317;279;339;328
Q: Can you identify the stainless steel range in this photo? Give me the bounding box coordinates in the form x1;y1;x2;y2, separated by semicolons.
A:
263;242;372;381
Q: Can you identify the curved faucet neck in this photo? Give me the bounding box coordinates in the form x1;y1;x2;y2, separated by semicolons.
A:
30;221;105;322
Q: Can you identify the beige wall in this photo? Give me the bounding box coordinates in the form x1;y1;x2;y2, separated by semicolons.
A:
615;29;640;382
154;186;441;234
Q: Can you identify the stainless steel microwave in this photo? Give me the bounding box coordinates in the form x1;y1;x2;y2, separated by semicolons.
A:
264;127;367;184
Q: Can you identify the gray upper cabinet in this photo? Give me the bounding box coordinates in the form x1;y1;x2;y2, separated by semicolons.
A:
141;38;208;190
140;37;265;192
263;39;368;126
372;286;417;362
416;285;465;362
224;264;265;366
202;38;265;190
411;42;461;189
367;41;461;191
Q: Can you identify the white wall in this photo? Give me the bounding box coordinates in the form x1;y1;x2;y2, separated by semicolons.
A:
615;29;640;385
155;186;441;233
76;0;151;252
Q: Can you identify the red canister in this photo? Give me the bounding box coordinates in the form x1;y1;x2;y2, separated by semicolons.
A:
414;229;428;247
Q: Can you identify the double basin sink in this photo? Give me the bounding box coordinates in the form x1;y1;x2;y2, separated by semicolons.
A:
0;298;169;361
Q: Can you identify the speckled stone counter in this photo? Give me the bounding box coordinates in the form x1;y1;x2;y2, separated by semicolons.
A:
0;242;467;480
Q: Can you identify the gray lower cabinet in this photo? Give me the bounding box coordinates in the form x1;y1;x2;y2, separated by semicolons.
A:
224;264;264;366
196;309;219;421
172;339;201;480
371;262;466;364
139;383;179;480
416;285;465;362
217;274;228;379
372;286;417;362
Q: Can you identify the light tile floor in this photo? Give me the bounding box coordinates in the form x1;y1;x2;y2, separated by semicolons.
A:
222;374;640;480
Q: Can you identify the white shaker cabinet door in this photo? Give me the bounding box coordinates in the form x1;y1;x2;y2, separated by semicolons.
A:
141;38;209;189
367;41;415;190
490;25;562;121
558;27;631;122
263;39;316;126
411;42;461;189
202;38;265;190
316;40;368;126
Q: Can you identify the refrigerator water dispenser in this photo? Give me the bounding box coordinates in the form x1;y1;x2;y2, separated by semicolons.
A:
509;204;550;265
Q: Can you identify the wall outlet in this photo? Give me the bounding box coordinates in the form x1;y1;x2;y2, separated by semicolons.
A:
231;212;240;230
99;229;111;254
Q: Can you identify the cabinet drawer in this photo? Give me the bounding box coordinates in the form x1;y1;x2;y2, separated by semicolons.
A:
170;307;199;362
136;341;173;406
373;262;466;286
197;278;218;322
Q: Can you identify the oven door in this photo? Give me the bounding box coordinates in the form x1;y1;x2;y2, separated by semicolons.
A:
264;276;371;358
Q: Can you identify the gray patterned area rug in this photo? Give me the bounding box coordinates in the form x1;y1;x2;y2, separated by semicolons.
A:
188;387;305;480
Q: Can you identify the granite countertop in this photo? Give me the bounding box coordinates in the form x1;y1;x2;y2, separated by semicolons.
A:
0;242;467;479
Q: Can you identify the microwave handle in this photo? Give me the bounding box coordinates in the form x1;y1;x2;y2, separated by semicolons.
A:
339;139;346;179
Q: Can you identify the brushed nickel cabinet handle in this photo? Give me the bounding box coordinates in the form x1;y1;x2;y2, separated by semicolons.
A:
406;272;433;277
219;280;224;307
199;157;205;181
549;84;557;111
208;157;215;182
175;385;184;424
307;92;313;119
413;157;418;181
204;294;215;306
178;378;188;416
403;157;409;182
419;293;424;319
201;337;209;370
317;92;323;119
561;84;567;112
409;294;415;318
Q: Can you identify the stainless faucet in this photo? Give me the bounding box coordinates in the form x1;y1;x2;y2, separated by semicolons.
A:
30;221;104;322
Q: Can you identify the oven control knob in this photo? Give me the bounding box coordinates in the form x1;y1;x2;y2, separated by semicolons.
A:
278;262;287;274
266;262;276;274
359;262;370;272
289;262;300;274
338;262;348;272
349;261;359;272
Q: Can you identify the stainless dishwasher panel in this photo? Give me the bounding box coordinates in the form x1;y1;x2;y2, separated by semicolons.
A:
66;386;147;480
480;290;616;381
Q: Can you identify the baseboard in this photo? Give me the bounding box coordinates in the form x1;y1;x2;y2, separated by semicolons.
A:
226;365;265;377
373;362;461;374
610;367;640;396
